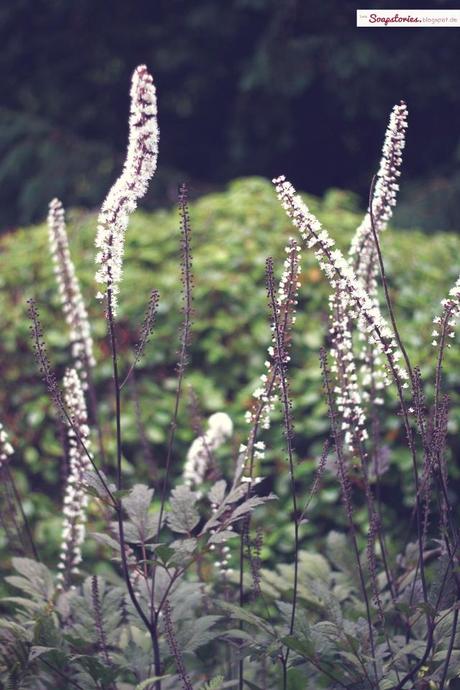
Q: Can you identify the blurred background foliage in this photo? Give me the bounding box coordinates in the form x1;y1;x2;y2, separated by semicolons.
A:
1;0;460;231
2;176;460;568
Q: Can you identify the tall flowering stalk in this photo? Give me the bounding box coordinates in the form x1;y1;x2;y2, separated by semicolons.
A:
238;240;301;690
273;175;409;390
349;103;408;403
56;368;91;590
48;198;95;380
328;103;408;453
95;65;159;314
349;101;408;288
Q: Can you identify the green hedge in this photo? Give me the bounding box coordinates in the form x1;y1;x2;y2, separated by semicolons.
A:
1;176;460;563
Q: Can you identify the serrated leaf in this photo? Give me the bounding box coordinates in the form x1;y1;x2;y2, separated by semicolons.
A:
208;480;227;506
167;485;199;534
90;532;121;552
83;470;116;503
219;602;276;637
282;634;315;658
227;493;277;523
209;530;239;544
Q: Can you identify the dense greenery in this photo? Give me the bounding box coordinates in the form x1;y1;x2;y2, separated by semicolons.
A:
1;176;460;570
1;0;460;229
2;177;460;688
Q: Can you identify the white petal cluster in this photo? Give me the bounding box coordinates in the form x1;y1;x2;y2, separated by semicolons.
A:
183;412;233;490
57;368;91;590
95;65;159;314
273;176;409;391
48;198;95;381
432;277;460;348
0;422;14;469
329;292;368;451
349;101;408;279
209;502;234;579
347;102;408;402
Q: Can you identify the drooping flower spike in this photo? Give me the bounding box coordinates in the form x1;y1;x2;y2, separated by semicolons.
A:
48;198;95;380
95;65;159;314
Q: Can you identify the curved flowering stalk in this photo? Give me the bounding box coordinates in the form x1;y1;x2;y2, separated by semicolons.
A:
95;65;159;314
346;102;408;404
274;174;435;620
56;368;91;591
238;239;301;690
349;101;408;287
273;176;409;389
48;198;95;379
182;412;233;490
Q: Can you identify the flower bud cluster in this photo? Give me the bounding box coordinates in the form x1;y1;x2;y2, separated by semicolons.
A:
237;441;265;488
246;239;301;431
95;65;159;314
57;368;91;590
0;422;13;469
432;278;460;348
273;176;409;391
48;198;95;380
209;503;234;580
183;412;233;490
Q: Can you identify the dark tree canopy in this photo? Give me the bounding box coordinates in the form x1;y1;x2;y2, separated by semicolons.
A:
0;0;459;229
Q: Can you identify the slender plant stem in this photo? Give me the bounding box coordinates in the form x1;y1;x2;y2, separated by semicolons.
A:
5;465;39;561
106;290;162;689
266;258;299;686
321;350;378;688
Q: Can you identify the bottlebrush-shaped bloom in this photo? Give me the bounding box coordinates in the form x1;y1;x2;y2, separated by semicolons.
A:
183;412;233;490
0;422;14;469
48;198;95;380
344;102;408;412
329;291;368;451
349;101;408;287
273;176;409;391
57;368;91;590
95;65;159;314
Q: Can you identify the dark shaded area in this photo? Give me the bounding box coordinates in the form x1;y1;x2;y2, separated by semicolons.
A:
1;0;460;230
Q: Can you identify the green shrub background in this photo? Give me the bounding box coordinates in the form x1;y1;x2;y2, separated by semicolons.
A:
1;176;460;568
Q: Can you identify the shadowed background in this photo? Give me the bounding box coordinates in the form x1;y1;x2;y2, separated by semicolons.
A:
1;0;460;232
